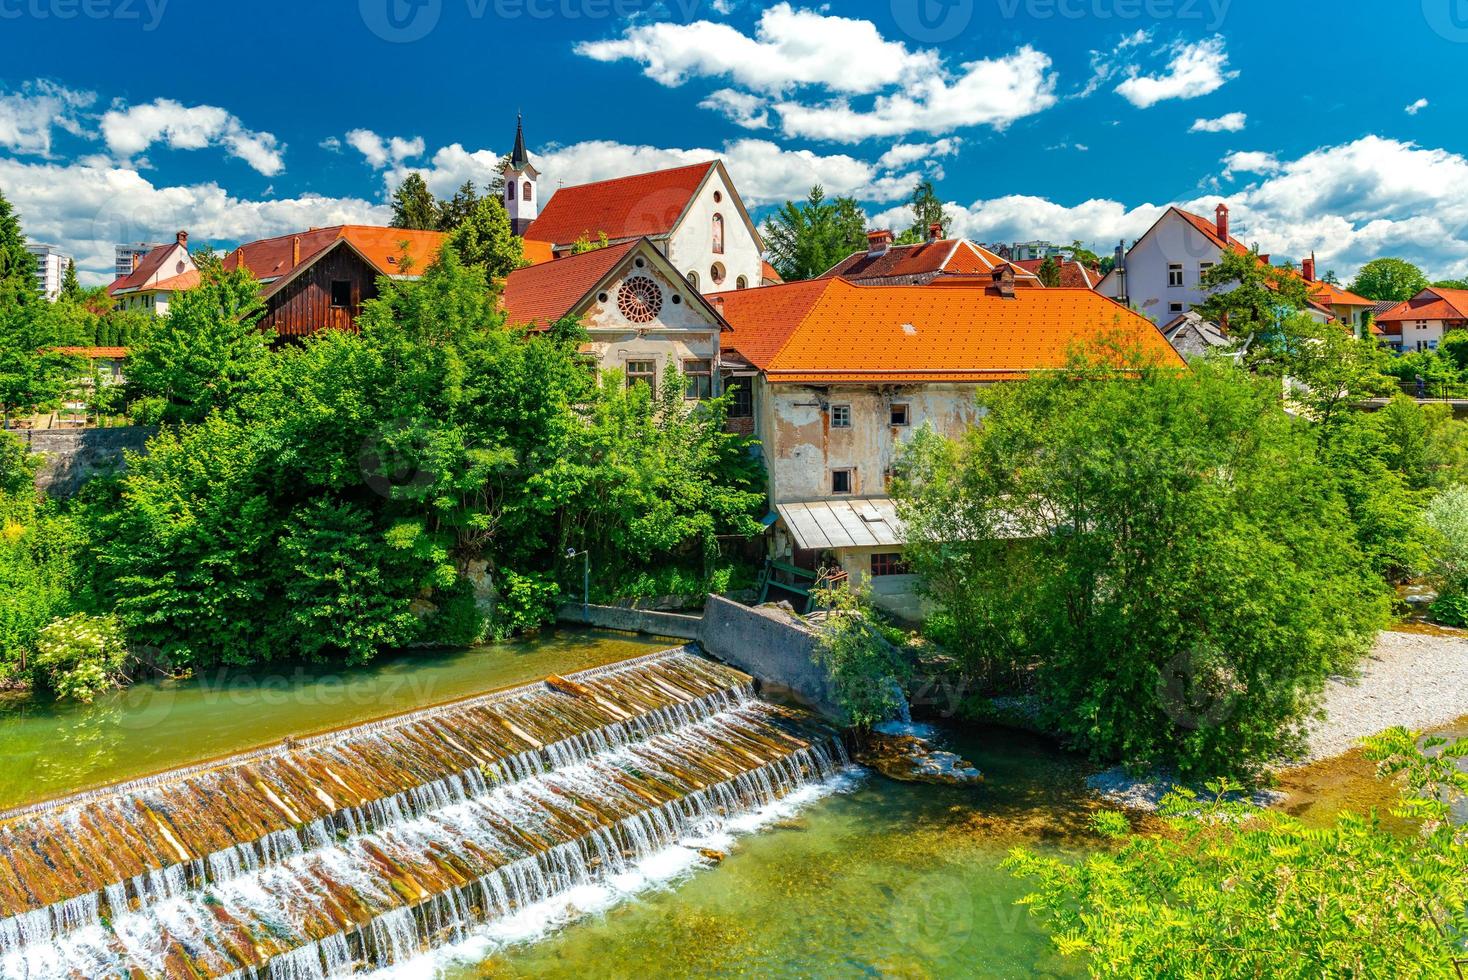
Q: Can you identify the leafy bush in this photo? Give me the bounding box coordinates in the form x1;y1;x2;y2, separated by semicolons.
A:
1005;727;1468;978
33;613;131;702
492;570;560;641
809;587;912;727
1423;484;1468;598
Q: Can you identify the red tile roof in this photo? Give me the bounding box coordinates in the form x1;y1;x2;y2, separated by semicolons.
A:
53;347;129;358
224;226;446;287
1307;279;1373;308
1014;258;1102;289
107;242;190;296
524;161;717;247
713;278;1183;383
761;260;784;285
521;238;556;266
822;239;1037;285
1174;207;1251;255
144;271;201;293
501;239;640;327
1375;288;1468;324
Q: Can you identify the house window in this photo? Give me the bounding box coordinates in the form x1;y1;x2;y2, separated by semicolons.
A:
626;359;656;389
736;276;748;290
1169;302;1185;314
831;468;855;495
1199;261;1215;277
683;359;713;399
330;280;352;308
870;553;912;577
890;403;910;426
712;213;725;254
522;181;532;201
1168;264;1184;287
831;404;852;428
724;375;753;418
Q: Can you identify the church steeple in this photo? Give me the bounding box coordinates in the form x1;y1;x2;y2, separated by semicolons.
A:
502;113;539;238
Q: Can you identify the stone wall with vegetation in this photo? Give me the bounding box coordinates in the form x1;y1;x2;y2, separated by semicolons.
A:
17;427;154;498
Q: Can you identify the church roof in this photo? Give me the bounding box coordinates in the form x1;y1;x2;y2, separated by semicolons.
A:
524;161;718;247
509;114;530;169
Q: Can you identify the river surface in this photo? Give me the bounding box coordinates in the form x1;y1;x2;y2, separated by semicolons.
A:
0;628;671;811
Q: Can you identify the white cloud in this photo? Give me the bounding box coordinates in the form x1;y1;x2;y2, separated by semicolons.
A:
0;80;95;157
876;138;960;170
1080;28;1153;98
874;136;1468;283
1115;36;1238;109
0;157;385;284
575;3;938;96
1190;111;1246;133
1222;150;1281;176
344;129;425;169
100;99;285;176
698;89;770;130
773;46;1058;142
319;136;342;152
380;137;931;209
1406;98;1429;115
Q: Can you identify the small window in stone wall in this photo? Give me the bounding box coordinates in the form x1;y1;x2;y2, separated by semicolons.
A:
626;360;656;389
830;404;852;428
890;403;910;426
684;359;713;399
871;553;912;577
724;375;753;418
831;468;855;495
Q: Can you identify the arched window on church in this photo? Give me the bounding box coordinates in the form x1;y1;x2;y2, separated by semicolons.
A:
687;270;700;290
522;181;532;202
506;184;514;201
711;213;724;254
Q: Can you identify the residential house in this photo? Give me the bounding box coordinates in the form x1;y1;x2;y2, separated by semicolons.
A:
711;273;1185;617
1160;310;1234;360
1297;255;1376;336
821;225;1042;287
1013;256;1102;289
25;243;69;301
223;226;446;336
523;159;763;293
501;237;727;393
106;231;199;314
1374;287;1468;352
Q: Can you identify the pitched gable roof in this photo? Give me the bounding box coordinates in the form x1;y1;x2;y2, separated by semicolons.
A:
1014;257;1102;289
501;239;640;327
524;161;718;247
1375;287;1468;323
107;241;192;296
821;238;1038;285
1172;207;1250;255
714;278;1184;383
224;226;446;290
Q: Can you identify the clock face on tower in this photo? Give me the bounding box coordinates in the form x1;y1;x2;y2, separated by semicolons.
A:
617;276;663;324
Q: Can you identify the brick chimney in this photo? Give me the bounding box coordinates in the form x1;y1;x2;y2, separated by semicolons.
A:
176;230;188;247
131;251;141;272
1302;252;1316;283
866;229;893;256
927;222;943;243
292;236;301;267
1215;203;1230;243
990;264;1016;299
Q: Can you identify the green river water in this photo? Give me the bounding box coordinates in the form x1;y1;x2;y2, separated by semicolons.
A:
3;627;1461;978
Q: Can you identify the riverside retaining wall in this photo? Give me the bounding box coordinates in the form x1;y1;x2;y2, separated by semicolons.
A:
14;426;155;497
555;602;703;641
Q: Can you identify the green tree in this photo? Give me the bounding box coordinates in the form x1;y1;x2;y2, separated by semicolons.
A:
124;266;272;424
1036;256;1061;287
895;180;952;244
0;187;36;306
0;304;78;424
568;231;610;254
59;259;80;301
896;346;1388;778
1349;257;1429;302
1433;277;1468;290
437;180;480;231
389;172;441;230
1006;727;1468;979
447;195;524;284
761;185;868;281
1195;247;1312;348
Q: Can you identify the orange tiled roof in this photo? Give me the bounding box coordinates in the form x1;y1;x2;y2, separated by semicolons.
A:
1014;257;1102;289
107;242;188;296
761;260;784;285
54;347;129;358
524;161;716;247
1307;279;1372;307
1375;288;1468;323
713;278;1183;383
143;271;201;293
1174;207;1251;255
822;239;1038;285
224;226;446;286
521;238;556;266
501;239;640;327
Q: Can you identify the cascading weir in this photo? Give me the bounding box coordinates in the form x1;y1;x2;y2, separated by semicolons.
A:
0;648;849;978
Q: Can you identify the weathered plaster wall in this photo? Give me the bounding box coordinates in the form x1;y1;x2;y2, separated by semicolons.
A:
666;167;762;291
579;254;721;386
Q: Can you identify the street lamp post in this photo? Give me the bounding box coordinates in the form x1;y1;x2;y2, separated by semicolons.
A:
566;548;590;623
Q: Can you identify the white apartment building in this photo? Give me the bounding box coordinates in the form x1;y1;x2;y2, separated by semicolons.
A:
25;243;70;301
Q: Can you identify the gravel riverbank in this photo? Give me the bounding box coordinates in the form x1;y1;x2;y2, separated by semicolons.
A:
1088;628;1468;810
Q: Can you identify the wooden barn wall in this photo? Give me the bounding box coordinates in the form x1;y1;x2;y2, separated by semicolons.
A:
262;248;380;336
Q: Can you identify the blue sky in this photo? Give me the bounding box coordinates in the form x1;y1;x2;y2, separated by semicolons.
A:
2;0;1466;283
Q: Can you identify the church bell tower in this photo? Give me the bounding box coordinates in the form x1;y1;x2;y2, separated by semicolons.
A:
503;114;539;238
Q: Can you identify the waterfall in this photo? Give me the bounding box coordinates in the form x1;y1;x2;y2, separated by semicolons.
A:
0;649;850;979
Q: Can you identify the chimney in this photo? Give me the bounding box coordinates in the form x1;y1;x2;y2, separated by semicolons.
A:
1302;252;1316;283
991;264;1016;299
292;236;301;267
1215;203;1230;243
176;230;188;247
927;222;943;243
866;229;893;256
131;251;141;272
1114;239;1128;304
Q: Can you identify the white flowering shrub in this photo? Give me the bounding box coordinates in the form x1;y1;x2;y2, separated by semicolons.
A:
33;613;131;703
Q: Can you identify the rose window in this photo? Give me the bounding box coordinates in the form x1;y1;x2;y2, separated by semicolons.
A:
617;276;663;323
